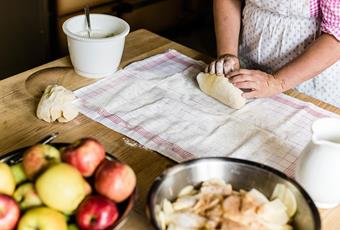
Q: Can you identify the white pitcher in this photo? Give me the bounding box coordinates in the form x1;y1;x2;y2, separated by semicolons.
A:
296;117;340;209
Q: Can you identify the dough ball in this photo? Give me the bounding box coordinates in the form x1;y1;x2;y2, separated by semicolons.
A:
36;85;78;123
197;72;246;109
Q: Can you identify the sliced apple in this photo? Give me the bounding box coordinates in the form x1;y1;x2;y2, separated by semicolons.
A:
262;222;293;230
247;188;269;205
271;184;297;218
258;199;289;225
162;199;174;214
177;185;195;197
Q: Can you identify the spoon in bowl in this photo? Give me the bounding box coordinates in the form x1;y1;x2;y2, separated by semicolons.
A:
84;6;91;38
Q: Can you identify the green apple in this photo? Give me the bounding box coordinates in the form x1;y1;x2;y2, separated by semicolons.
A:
22;144;61;180
0;162;16;195
13;183;42;210
17;207;67;230
36;163;91;213
68;224;79;230
10;162;27;185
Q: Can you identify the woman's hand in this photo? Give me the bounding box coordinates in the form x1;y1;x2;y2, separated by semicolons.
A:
227;69;286;98
205;54;240;75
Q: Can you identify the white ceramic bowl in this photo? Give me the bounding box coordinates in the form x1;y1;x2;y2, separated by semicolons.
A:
63;14;130;78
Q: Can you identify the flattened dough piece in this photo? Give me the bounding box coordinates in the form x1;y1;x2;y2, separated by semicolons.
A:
36;85;78;123
197;72;246;109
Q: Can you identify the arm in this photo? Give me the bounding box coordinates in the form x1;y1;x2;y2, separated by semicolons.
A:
228;34;340;98
205;0;242;75
275;34;340;91
214;0;242;57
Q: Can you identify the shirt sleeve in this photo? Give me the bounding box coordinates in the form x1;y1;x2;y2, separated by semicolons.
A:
320;0;340;40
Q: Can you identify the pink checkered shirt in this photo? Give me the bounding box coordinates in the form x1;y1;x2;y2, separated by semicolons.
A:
310;0;340;40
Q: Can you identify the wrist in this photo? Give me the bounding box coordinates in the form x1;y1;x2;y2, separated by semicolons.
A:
272;73;287;92
217;48;238;57
218;53;238;59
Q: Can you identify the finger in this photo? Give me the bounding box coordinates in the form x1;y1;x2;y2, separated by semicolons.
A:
215;59;224;75
223;61;234;75
242;90;259;99
209;61;216;74
227;69;253;78
233;81;258;90
204;65;209;73
229;74;255;83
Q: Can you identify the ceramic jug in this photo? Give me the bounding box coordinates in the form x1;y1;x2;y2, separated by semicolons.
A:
296;118;340;208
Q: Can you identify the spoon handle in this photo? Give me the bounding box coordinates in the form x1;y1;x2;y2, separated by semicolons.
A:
39;132;59;144
84;6;91;38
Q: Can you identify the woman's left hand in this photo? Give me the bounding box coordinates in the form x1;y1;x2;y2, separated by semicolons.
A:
227;69;285;99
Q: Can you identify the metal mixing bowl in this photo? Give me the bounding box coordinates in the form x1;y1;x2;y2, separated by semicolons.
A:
147;157;320;230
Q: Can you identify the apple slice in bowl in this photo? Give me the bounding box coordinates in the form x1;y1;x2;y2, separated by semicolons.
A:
0;142;137;230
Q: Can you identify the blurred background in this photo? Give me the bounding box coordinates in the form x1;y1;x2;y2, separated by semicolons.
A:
0;0;216;80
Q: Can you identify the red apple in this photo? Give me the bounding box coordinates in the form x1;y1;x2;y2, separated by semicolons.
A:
22;144;61;180
76;195;119;230
95;160;136;203
62;138;105;177
0;194;20;230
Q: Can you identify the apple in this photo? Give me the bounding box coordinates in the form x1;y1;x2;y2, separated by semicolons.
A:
17;207;67;230
83;181;92;195
62;137;105;177
95;160;136;202
0;194;20;230
13;183;42;210
0;162;16;195
10;163;27;185
22;144;61;180
76;195;119;230
68;224;79;230
36;163;91;213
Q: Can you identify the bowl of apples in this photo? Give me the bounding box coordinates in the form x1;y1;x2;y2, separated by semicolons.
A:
0;137;137;230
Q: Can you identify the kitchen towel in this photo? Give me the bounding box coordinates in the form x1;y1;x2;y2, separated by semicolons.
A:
74;49;338;177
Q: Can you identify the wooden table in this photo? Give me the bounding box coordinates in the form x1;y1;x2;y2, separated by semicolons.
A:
0;29;339;229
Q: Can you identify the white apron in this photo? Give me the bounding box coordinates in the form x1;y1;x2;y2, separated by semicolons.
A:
239;0;340;107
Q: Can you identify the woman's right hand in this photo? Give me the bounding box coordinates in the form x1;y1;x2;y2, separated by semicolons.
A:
205;54;240;76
